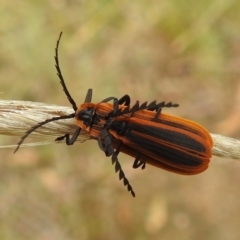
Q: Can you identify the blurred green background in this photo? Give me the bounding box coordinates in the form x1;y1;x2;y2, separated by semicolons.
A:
1;0;240;239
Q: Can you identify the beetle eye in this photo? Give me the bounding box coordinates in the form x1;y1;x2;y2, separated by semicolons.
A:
77;108;95;127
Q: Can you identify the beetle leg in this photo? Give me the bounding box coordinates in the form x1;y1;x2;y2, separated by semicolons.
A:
55;127;81;145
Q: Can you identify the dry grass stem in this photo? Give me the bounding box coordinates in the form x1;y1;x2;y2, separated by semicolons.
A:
0;100;89;149
0;100;239;160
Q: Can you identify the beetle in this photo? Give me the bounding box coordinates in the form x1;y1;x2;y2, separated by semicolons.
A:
15;32;213;197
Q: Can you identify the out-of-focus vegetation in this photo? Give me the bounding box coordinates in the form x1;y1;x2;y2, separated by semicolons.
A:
1;0;240;239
